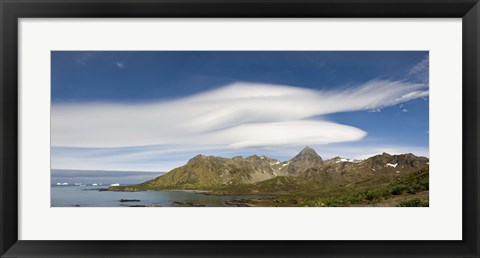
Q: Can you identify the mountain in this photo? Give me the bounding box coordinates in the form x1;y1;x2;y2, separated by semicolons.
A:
109;147;429;192
115;154;284;191
298;152;429;186
286;146;324;175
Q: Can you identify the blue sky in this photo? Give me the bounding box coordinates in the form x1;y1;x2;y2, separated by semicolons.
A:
51;51;429;172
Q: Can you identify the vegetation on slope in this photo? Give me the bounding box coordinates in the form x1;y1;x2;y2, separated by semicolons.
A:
247;166;429;207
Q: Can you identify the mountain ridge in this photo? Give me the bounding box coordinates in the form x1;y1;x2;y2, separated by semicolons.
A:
109;147;429;192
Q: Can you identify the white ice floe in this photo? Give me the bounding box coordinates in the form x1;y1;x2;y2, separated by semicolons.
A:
110;183;120;186
386;163;398;168
92;183;98;186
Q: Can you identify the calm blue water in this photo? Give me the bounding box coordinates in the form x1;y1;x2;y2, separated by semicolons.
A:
51;185;262;207
51;169;267;207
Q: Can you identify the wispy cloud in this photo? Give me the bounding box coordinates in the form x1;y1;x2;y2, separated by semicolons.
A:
407;56;429;84
115;62;125;69
76;52;94;66
51;80;428;149
51;145;221;171
408;57;429;75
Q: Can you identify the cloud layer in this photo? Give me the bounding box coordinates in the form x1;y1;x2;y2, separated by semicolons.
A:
51;80;428;149
51;143;429;172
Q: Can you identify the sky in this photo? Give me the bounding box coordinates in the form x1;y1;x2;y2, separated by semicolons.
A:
51;51;429;172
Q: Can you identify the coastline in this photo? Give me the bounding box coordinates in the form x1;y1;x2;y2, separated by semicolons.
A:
164;189;211;194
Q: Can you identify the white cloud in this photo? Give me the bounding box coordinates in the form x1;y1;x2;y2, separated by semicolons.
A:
408;56;429;75
402;109;408;112
217;121;366;148
407;56;429;84
51;80;428;149
115;62;124;68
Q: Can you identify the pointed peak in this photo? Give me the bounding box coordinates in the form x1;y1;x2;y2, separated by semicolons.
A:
303;146;314;150
293;146;323;161
287;146;324;174
298;146;317;155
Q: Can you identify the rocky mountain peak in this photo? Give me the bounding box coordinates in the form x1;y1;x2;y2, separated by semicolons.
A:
287;146;324;175
187;154;206;165
294;146;323;161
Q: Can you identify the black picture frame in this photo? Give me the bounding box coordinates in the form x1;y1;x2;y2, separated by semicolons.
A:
1;0;479;257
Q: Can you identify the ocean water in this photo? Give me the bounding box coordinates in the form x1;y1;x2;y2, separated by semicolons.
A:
51;169;265;207
51;186;261;207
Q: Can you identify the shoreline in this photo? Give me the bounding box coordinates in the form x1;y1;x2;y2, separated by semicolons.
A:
163;189;211;194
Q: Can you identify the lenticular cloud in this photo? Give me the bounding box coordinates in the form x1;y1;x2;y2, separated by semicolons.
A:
51;80;428;148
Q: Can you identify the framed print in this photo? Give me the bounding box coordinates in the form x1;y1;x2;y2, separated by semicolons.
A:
1;0;479;257
49;50;431;208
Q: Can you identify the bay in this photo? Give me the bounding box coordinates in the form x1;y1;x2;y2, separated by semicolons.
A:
51;169;267;207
